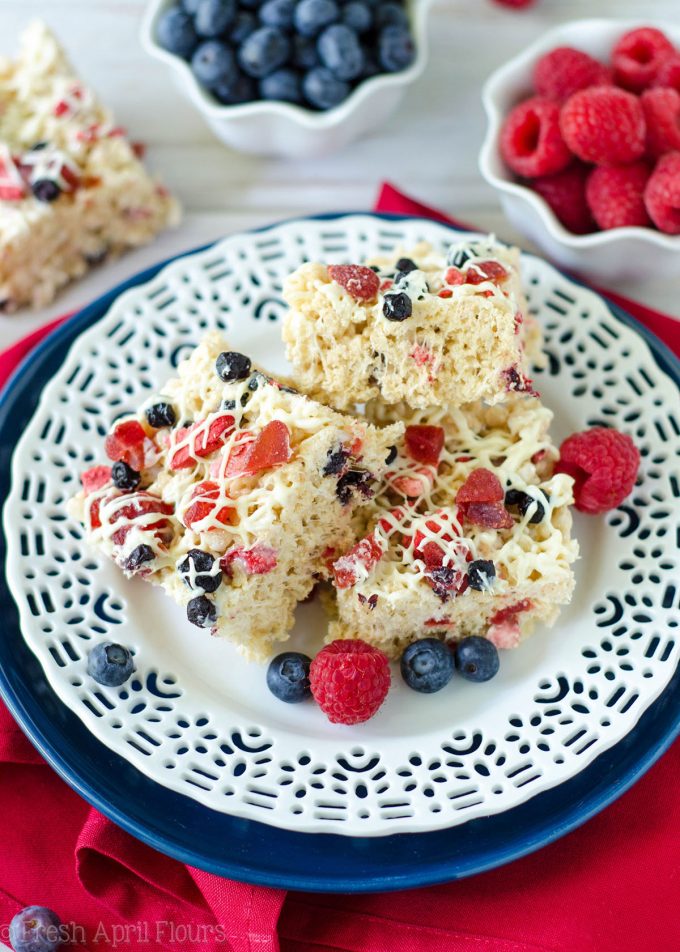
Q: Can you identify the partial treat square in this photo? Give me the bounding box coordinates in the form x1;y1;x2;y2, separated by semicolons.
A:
68;332;403;661
327;395;578;658
282;238;543;411
0;21;179;311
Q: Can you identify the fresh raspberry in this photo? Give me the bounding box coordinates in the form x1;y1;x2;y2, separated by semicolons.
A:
612;27;675;92
404;425;445;466
531;162;595;234
533;47;611;103
652;53;680;95
586;162;652;229
560;86;646;165
500;97;572;178
456;468;504;505
310;640;390;725
555;427;640;514
644;151;680;233
81;465;112;493
327;264;380;302
641;88;680;158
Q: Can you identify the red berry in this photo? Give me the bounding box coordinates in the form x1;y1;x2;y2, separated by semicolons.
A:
533;46;611;103
108;492;174;547
81;465;112;493
223;420;291;478
105;420;148;471
641;87;680;158
644;151;680;233
464;260;509;285
183;481;234;529
490;599;533;626
463;502;514;529
532;163;595;234
327;264;380;302
652;54;680;95
405;511;460;569
310;640;390;725
221;544;277;576
586;162;652;230
555;427;640;514
169;413;235;470
404;425;445;466
456;468;504;505
560;86;646;165
500;97;572;178
333;534;384;589
612;27;675;92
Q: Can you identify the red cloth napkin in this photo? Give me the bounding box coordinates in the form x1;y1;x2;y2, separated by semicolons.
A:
0;186;678;952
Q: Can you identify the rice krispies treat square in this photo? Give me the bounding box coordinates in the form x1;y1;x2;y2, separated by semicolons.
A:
282;238;544;412
327;395;578;659
68;332;403;661
0;21;179;311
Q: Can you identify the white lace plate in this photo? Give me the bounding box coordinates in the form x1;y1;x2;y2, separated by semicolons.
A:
4;215;679;836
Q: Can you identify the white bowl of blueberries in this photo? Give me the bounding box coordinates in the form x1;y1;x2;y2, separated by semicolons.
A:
142;0;430;158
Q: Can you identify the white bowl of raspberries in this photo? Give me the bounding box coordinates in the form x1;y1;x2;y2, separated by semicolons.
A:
142;0;430;158
480;20;680;282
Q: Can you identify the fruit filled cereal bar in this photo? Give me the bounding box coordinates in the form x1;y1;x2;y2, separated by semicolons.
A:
327;395;578;658
0;21;178;311
68;332;402;661
282;238;543;411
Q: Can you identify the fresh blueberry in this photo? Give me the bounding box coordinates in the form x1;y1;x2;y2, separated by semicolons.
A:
375;1;409;29
293;34;320;69
214;70;257;104
182;0;203;13
191;39;238;88
145;401;176;428
87;642;135;687
216;350;252;381
111;460;141;491
395;256;417;273
505;488;545;524
179;549;222;593
230;11;258;44
260;68;303;103
157;7;199;59
195;0;236;37
383;292;412;321
378;24;415;72
123;544;155;573
266;651;312;703
467;559;496;591
9;906;62;952
294;0;339;37
384;445;398;465
239;0;265;7
401;638;454;693
187;594;217;628
455;636;500;683
260;0;295;29
342;1;372;33
32;180;61;203
303;66;349;109
318;24;364;81
238;26;291;78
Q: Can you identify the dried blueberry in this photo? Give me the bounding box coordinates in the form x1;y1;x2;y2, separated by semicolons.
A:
32;179;61;203
505;489;545;524
187;594;217;628
450;247;471;269
124;544;155;572
112;461;141;491
178;549;222;593
383;292;412;321
395;256;417;274
467;560;496;591
336;469;373;505
384;445;398;465
216;350;251;381
323;444;350;476
222;399;236;410
146;401;176;428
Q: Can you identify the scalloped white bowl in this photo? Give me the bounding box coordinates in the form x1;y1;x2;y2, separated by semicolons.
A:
480;18;680;283
142;0;431;158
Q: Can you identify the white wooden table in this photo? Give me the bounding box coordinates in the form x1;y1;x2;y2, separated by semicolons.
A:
0;0;678;350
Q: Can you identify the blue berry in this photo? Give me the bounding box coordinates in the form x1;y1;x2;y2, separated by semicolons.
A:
294;0;339;37
318;24;364;81
230;11;258;44
467;559;496;591
267;651;312;703
111;460;141;491
505;488;546;524
455;636;500;683
293;34;320;69
187;594;217;628
178;549;222;593
375;1;409;29
191;40;238;88
378;25;415;72
214;70;257;104
342;2;372;33
182;0;203;13
260;68;303;103
9;906;62;952
216;350;251;380
303;66;349;109
238;26;291;78
87;642;134;687
123;544;155;573
146;401;176;428
400;638;454;693
383;292;412;321
32;180;61;203
239;0;264;7
260;0;295;29
195;0;236;37
156;8;199;59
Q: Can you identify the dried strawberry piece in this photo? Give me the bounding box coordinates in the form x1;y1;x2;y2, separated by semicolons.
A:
391;467;435;498
108;493;174;546
487;619;521;650
105;420;148;471
333;535;384;590
404;425;445;466
464;261;508;285
463;502;514;529
404;511;460;569
328;264;380;301
89;498;102;530
81;465;112;493
183;481;235;529
169;413;235;470
221;544;277;576
223;420;291;478
490;599;533;626
456;468;504;505
444;267;465;286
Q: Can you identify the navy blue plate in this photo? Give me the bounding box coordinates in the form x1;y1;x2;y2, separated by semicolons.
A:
1;214;679;892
